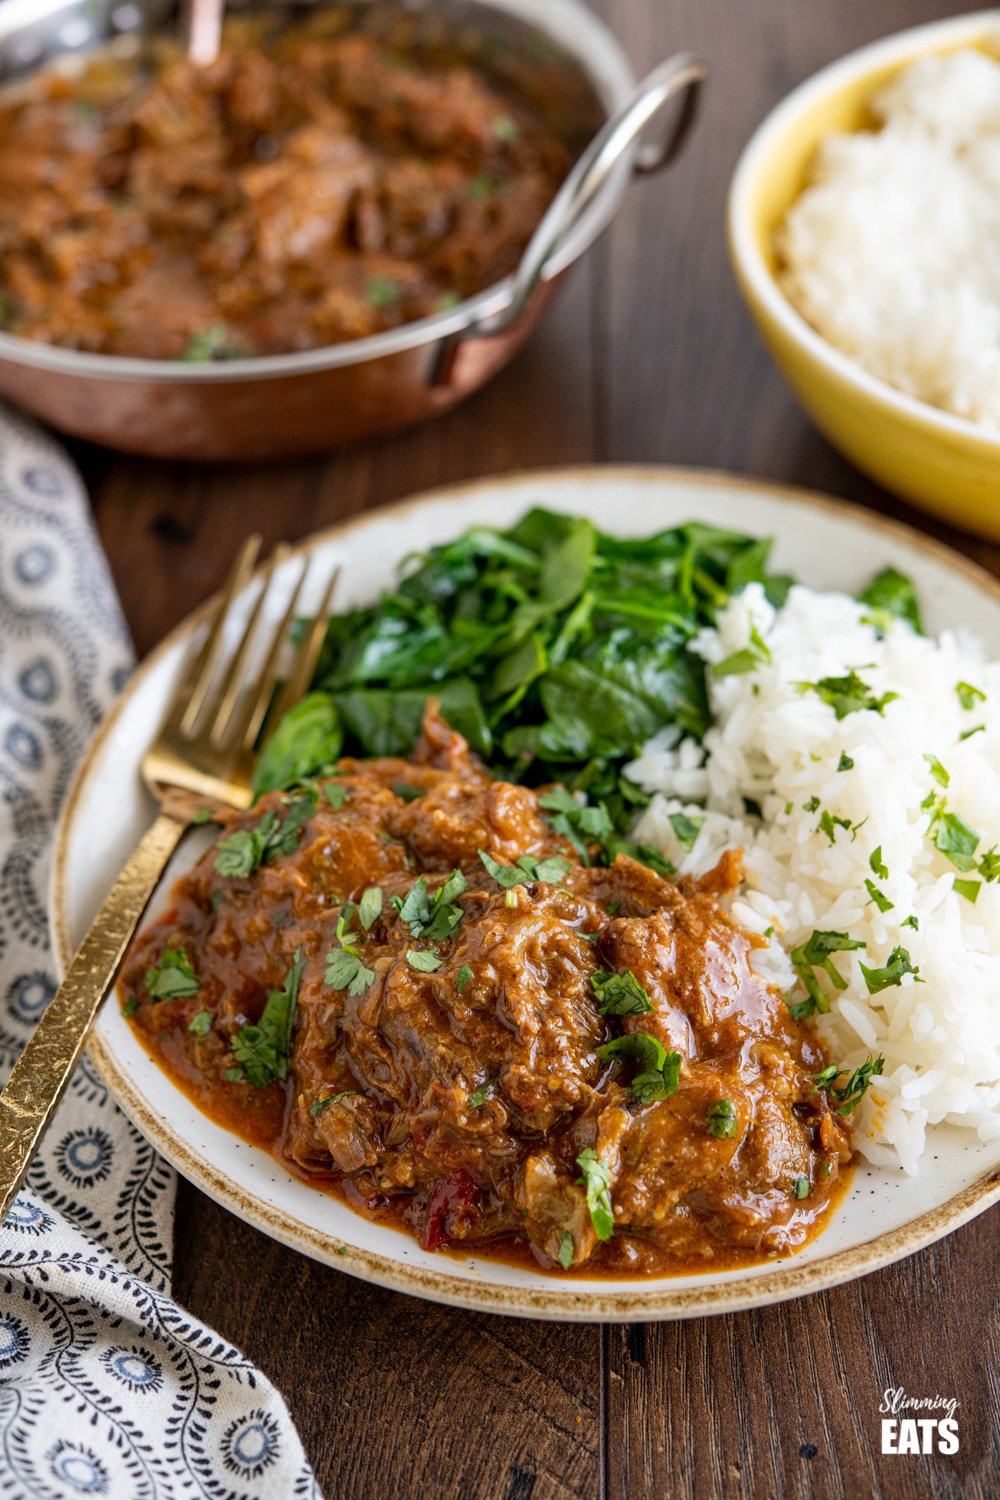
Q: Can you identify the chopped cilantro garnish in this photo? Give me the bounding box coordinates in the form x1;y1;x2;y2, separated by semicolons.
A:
455;964;474;993
181;325;232;362
358;886;383;932
393;783;425;802
979;848;1000;882
818;810;852;845
923;753;950;788
902;914;919;930
538;788;597;860
122;995;140;1018
324;783;348;810
146;948;199;1002
960;724;985;741
803;796;821;813
858;568;922;634
311;1091;357;1117
711;623;772;678
869;846;888;880
603;837;675;878
214;793;315;878
477;849;571;888
668;812;704;852
325;909;376;997
793;1175;810;1200
229;949;304;1088
788;930;865;1017
798;671;898;720
537;789;615;854
575;1148;613;1240
930;810;980;872
366;276;401;308
492;113;520;142
956;681;986;711
813;1053;885;1114
864;879;894;914
557;1232;574;1270
407;948;443;973
187;1010;213;1036
596;1033;681;1104
394;869;467;941
859;947;919;995
953;878;981;904
192;808;213;825
537;789;672;879
590;969;652;1017
578;804;616;840
706;1098;737;1139
468;1082;493;1109
837;753;854;772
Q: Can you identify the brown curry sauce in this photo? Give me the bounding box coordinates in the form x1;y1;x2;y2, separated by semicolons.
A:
120;714;853;1278
0;12;580;360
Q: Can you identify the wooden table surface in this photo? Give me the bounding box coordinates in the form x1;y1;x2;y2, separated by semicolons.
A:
78;1;1000;1495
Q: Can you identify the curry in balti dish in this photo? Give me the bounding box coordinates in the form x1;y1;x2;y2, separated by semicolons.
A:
0;12;580;360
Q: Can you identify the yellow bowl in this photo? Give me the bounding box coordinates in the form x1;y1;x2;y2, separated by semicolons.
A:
728;10;1000;539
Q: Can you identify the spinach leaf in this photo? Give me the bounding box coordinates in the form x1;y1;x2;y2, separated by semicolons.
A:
254;509;797;837
335;678;491;757
146;948;199;1002
252;692;342;799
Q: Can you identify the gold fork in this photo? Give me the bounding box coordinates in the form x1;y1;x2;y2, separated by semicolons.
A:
0;535;339;1221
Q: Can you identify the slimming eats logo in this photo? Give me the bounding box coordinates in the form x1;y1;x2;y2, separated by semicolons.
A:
880;1388;960;1455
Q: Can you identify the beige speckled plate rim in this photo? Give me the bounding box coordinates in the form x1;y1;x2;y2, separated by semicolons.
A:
52;464;1000;1321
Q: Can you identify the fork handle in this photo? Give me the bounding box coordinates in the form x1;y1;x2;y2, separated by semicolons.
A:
0;809;188;1222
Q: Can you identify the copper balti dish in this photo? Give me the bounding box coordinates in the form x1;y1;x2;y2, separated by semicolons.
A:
0;0;704;459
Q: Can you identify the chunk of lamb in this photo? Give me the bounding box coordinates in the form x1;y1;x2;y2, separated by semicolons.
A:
598;879;787;1057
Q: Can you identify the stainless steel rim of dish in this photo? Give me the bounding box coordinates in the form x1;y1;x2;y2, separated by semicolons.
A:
0;0;639;384
52;466;1000;1320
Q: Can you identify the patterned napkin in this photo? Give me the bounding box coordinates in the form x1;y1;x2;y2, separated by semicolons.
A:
0;409;320;1499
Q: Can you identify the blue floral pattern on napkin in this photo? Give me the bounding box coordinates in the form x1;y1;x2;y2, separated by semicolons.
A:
0;409;320;1499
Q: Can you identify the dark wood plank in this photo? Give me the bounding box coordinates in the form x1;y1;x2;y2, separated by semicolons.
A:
171;1179;600;1500
606;1212;1000;1500
81;0;1000;1494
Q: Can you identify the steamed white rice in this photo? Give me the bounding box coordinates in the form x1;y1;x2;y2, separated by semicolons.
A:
626;583;1000;1174
777;48;1000;430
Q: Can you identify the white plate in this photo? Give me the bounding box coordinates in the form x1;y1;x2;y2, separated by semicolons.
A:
52;466;1000;1321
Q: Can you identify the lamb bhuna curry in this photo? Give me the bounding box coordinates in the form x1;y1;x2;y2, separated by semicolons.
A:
121;711;852;1276
0;13;574;359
